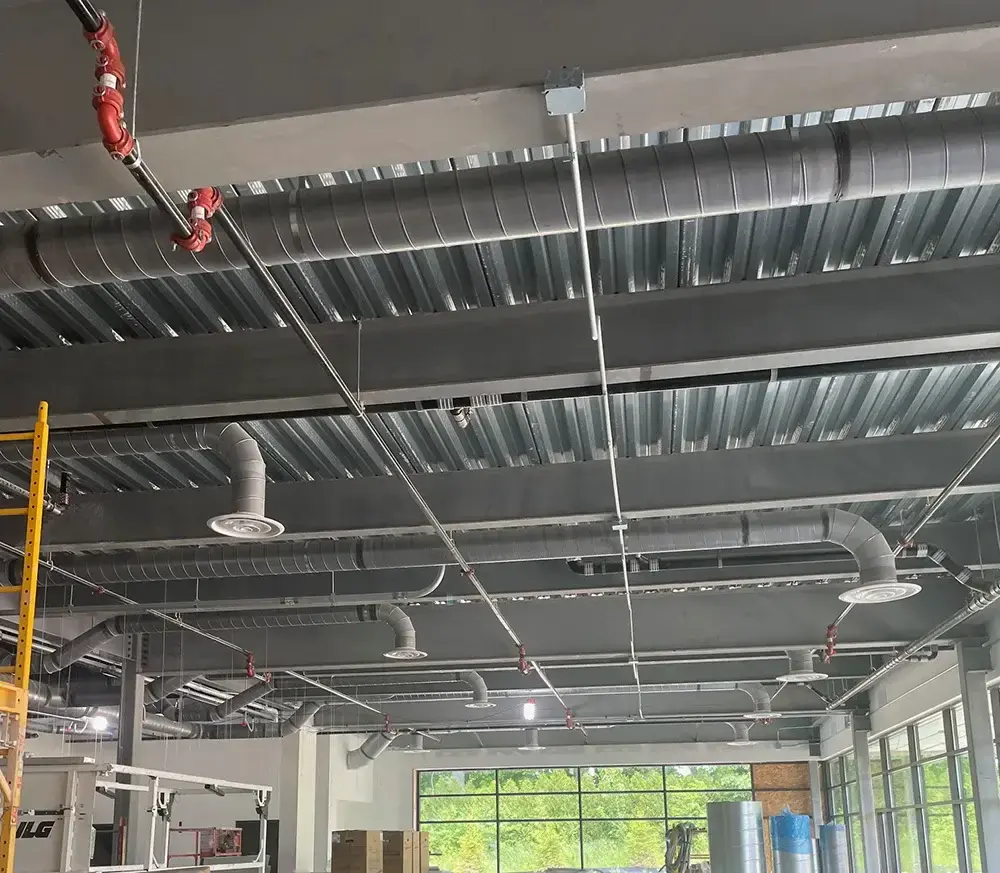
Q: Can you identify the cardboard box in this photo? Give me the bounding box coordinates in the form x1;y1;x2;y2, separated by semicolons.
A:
383;832;415;873
332;830;383;873
418;832;429;873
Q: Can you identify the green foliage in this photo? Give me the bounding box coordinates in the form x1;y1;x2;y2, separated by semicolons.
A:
418;764;752;873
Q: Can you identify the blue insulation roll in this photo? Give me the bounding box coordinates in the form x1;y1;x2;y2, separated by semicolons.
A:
771;809;814;873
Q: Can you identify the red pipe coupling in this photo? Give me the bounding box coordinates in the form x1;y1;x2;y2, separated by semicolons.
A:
86;16;134;159
172;187;224;252
823;623;838;664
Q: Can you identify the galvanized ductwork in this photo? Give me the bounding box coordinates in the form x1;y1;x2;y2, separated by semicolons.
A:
280;702;324;736
199;680;273;723
740;683;776;720
59;509;895;587
346;730;396;769
0;423;280;540
2;108;1000;294
41;603;425;673
458;671;495;709
144;674;200;706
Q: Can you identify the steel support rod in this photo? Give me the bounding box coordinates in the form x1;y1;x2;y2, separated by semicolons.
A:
564;100;642;717
212;207;574;714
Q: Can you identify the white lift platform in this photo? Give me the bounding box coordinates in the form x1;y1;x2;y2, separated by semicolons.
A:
19;757;271;873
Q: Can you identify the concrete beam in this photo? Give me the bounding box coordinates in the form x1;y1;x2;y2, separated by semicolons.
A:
5;0;1000;210
143;584;973;675
5;258;1000;431
14;429;1000;550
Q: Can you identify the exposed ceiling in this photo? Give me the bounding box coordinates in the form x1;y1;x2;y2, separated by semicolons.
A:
4;77;1000;751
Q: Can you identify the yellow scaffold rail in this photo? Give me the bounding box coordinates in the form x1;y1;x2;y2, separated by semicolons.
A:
0;403;50;873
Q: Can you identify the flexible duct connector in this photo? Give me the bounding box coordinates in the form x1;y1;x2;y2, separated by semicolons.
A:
784;650;817;677
41;604;424;672
60;509;894;586
457;671;494;708
375;604;426;660
346;730;396;770
280;702;323;737
3;109;1000;293
0;423;280;541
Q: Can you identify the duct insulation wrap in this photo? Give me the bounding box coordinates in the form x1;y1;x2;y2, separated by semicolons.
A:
818;824;849;873
770;810;814;873
5;107;1000;294
54;509;895;587
346;731;396;769
707;801;766;873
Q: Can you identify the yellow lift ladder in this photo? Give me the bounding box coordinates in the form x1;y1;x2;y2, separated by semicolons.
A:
0;403;50;873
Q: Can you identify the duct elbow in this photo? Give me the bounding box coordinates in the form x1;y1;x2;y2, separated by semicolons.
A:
206;423;284;540
458;671;495;709
824;509;896;586
346;730;396;770
377;605;427;661
739;683;775;720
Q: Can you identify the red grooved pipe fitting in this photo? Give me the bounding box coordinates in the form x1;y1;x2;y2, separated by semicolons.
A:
172;187;224;252
86;16;134;159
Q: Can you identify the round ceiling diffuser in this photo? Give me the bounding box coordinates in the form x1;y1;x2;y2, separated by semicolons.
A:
838;582;922;604
776;649;829;683
207;511;285;540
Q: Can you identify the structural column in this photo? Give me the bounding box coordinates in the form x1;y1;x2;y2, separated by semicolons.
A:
278;729;319;873
852;716;883;873
314;735;335;872
113;636;144;864
956;640;1000;873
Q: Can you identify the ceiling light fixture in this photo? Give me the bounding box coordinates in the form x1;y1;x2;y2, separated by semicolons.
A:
523;698;536;721
89;714;109;732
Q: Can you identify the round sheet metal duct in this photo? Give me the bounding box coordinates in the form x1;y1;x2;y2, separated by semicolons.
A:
2;108;1000;293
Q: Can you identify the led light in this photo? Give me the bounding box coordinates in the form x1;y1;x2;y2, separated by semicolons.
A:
89;715;109;732
523;698;536;721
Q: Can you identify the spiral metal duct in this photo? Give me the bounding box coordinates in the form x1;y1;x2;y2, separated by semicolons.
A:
57;509;895;587
41;604;424;673
346;730;396;769
279;701;324;737
2;109;1000;294
457;671;494;709
0;423;280;540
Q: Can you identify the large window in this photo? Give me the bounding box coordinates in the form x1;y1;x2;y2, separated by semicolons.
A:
823;705;984;873
417;765;753;873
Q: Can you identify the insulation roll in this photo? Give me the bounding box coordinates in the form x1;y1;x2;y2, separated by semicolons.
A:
818;824;849;873
771;810;814;873
706;801;766;873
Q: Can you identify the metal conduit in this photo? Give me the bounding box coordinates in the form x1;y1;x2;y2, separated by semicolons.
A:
0;423;279;540
59;509;895;586
3;109;1000;293
826;579;1000;709
41;604;425;673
